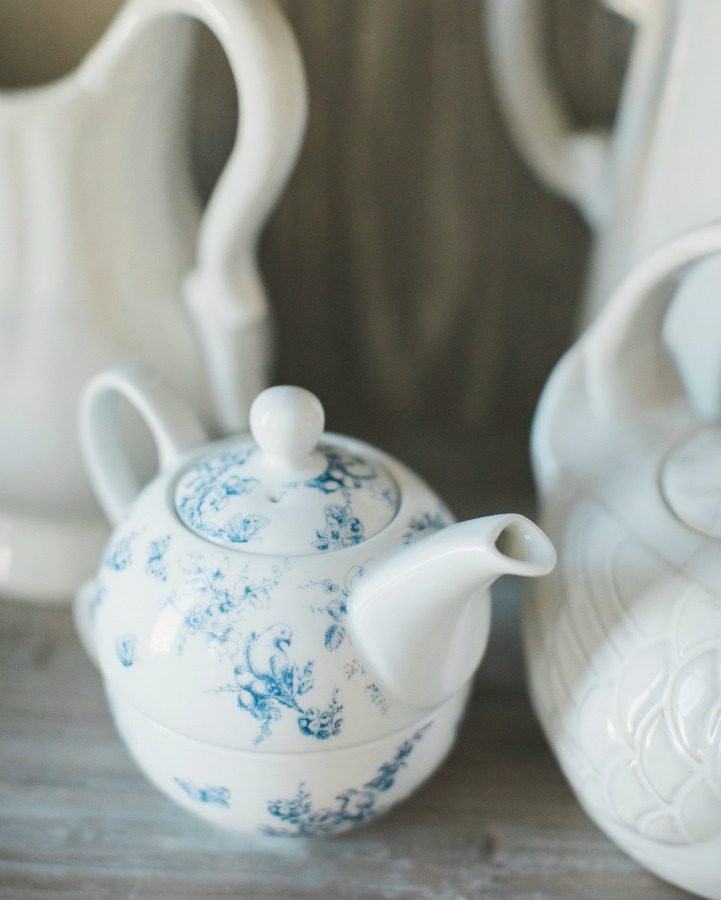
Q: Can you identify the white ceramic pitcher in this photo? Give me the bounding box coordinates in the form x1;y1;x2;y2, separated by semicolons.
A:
0;0;307;603
485;0;721;421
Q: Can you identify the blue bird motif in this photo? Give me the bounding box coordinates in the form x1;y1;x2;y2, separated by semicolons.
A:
216;624;342;745
245;624;292;682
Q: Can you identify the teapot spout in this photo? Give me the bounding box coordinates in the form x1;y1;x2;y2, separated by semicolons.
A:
347;515;555;709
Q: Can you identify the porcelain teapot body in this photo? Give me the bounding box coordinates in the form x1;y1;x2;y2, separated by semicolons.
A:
75;368;555;834
0;0;307;602
526;224;721;899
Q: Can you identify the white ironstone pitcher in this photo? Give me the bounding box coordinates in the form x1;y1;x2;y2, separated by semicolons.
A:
485;0;721;420
0;0;307;602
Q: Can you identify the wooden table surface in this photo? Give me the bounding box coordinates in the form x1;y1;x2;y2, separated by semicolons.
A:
0;593;694;900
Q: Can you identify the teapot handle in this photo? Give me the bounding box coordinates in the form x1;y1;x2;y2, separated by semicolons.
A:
92;0;307;432
80;366;208;525
585;221;721;424
532;221;721;493
484;0;615;228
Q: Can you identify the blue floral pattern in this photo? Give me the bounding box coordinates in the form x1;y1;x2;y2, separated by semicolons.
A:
313;503;365;551
216;625;343;745
302;447;380;498
175;449;263;544
167;552;287;658
260;724;431;836
103;528;143;572
174;778;231;808
305;565;366;651
402;511;451;544
365;683;390;715
146;534;171;581
115;634;137;667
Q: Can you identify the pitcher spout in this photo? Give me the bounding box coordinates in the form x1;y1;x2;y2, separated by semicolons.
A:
347;515;555;709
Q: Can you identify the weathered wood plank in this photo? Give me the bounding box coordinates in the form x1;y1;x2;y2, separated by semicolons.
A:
0;599;692;900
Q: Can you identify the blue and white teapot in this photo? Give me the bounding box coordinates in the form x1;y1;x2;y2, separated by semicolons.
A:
74;366;554;834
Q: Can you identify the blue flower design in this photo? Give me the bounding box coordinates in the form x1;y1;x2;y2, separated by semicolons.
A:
313;503;365;551
175;449;260;542
174;778;230;808
103;529;142;572
297;688;343;740
115;634;137;667
166;552;287;657
260;724;431;836
402;511;452;544
146;534;171;581
305;565;366;651
303;447;379;499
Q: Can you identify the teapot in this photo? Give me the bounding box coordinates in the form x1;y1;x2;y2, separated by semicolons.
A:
0;0;307;603
73;366;555;835
526;223;721;898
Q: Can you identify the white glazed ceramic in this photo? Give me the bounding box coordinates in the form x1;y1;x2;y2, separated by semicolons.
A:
0;0;307;603
485;0;721;422
484;0;663;237
74;367;555;835
526;222;721;899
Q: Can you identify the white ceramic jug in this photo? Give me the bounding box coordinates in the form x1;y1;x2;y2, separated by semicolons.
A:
484;0;666;309
485;0;721;421
0;0;307;603
527;222;721;899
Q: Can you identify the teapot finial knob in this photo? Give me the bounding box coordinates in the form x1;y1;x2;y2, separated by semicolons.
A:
250;385;325;467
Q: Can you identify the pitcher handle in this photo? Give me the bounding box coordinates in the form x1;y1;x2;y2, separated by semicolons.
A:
93;0;307;433
80;366;207;525
485;0;659;228
532;221;721;492
484;0;611;227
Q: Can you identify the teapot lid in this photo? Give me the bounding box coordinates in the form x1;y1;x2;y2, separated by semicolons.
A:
660;425;721;539
173;386;399;555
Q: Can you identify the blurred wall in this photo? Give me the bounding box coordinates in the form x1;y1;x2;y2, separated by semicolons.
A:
252;0;629;515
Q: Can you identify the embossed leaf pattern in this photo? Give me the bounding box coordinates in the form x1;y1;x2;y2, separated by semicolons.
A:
527;500;721;845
